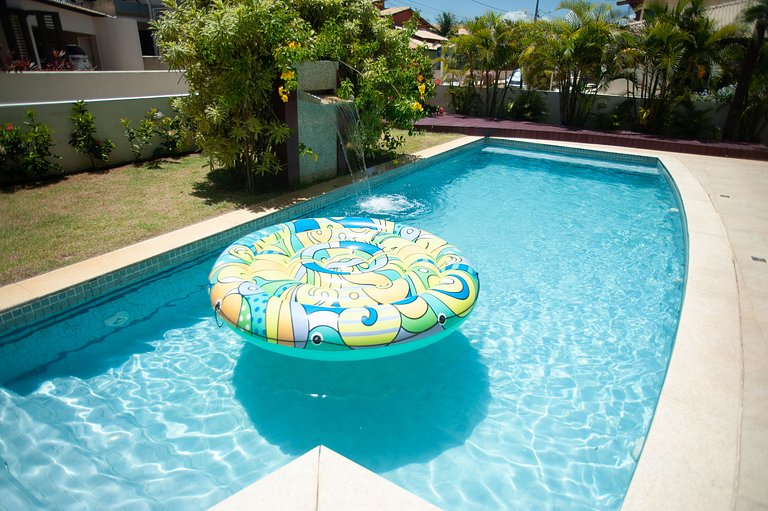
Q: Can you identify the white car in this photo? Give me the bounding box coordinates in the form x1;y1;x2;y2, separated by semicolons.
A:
506;69;523;88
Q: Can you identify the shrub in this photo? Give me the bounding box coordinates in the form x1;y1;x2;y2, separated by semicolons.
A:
666;99;720;140
153;0;433;192
152;110;186;157
121;109;157;163
0;110;61;179
69;100;115;168
505;90;548;123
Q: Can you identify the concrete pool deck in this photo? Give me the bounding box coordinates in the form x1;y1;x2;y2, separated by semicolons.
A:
0;136;765;510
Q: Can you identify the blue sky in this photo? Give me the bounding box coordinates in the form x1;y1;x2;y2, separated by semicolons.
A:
382;0;633;22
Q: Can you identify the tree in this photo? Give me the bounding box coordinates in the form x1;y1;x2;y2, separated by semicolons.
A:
154;0;434;192
723;0;768;140
291;0;436;158
436;11;459;38
527;0;627;126
628;0;738;133
447;12;527;118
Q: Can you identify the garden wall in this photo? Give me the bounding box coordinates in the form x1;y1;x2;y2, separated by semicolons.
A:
0;95;184;174
1;71;190;177
0;71;188;103
429;85;735;140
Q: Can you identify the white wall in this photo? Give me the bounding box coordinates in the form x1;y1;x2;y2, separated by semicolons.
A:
9;0;97;35
428;84;746;139
0;71;188;103
93;17;144;70
0;95;185;173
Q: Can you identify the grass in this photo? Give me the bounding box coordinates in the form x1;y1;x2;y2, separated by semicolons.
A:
0;130;461;286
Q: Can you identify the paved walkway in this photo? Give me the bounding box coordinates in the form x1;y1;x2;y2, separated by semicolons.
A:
677;153;768;511
415;114;768;161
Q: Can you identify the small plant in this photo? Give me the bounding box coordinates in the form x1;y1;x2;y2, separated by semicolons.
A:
69;100;115;167
505;90;548;123
0;110;61;179
121;110;157;163
591;100;634;131
666;99;719;140
43;49;71;71
298;143;319;161
152;110;185;157
448;85;479;116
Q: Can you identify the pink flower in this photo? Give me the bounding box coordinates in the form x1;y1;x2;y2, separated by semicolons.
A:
435;78;441;86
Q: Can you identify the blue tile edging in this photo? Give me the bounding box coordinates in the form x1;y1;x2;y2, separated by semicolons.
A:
0;136;665;335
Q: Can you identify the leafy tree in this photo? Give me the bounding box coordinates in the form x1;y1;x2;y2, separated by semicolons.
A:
292;0;435;158
154;0;433;191
723;0;768;140
154;1;311;192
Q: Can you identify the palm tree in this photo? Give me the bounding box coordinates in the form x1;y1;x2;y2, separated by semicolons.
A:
723;0;768;140
436;11;459;38
527;0;627;126
448;12;526;117
625;0;737;133
630;17;689;131
672;0;740;96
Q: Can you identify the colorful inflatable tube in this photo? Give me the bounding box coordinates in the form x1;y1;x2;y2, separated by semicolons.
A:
208;217;479;360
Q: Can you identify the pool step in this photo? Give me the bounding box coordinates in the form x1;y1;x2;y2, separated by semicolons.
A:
209;445;442;511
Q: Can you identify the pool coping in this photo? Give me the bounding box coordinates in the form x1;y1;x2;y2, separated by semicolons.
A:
0;136;742;511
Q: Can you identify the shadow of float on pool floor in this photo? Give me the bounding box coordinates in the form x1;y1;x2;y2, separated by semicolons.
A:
232;332;491;473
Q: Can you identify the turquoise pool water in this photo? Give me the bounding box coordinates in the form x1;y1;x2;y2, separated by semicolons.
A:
0;142;686;510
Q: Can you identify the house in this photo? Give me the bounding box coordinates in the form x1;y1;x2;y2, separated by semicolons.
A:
372;1;447;76
618;0;753;26
1;0;163;71
374;3;434;31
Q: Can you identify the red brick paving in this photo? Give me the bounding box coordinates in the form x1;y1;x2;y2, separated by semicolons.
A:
415;114;768;161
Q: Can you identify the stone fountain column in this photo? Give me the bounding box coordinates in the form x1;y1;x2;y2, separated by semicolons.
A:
281;60;358;187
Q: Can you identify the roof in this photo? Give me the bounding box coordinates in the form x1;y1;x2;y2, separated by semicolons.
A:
409;38;442;50
412;29;448;42
380;6;411;16
28;0;111;16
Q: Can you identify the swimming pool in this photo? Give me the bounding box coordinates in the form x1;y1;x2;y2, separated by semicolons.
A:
0;139;686;510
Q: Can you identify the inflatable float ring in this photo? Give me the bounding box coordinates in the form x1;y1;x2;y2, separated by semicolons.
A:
208;217;479;360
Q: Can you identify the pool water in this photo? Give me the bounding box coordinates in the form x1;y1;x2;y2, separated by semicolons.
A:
0;142;686;511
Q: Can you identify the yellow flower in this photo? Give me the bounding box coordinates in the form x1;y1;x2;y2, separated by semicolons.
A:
278;86;289;103
411;101;423;112
418;83;426;95
281;69;295;81
417;74;424;83
288;41;300;49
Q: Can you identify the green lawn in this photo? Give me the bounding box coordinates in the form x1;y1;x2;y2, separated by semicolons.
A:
0;130;461;286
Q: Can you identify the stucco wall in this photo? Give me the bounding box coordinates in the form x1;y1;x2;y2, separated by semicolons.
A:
0;71;188;103
429;85;739;138
93;17;143;71
0;95;183;174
